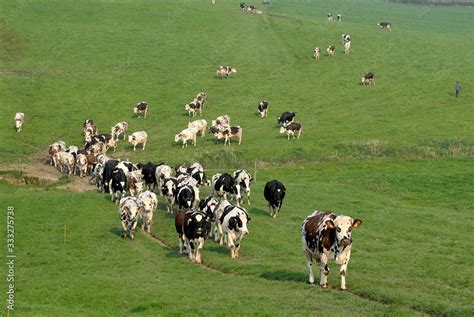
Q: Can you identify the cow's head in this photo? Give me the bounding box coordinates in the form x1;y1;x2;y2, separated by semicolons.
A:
228;209;250;235
174;134;183;142
128;135;135;143
230;68;237;73
325;216;362;247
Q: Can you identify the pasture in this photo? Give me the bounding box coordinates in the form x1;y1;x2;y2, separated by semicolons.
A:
0;0;473;315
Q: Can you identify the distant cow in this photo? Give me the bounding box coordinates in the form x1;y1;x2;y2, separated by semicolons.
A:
75;153;88;178
277;111;295;125
219;203;251;258
119;197;141;240
111;121;128;140
264;180;286;218
342;33;351;44
233;169;252;205
185;102;202;117
48;141;66;166
327;13;333;21
258;101;269;118
216;126;243;146
344;41;351;54
327;45;335;56
58;151;75;175
14;112;24;132
128;131;148;151
361;72;375;86
302;211;363;290
194;92;207;109
188;119;207;137
133;101;149;118
378;22;392;30
183;210;211;264
211;115;230;128
175;128;198;148
216;66;237;79
138;191;158;234
313;47;321;60
280;122;302;140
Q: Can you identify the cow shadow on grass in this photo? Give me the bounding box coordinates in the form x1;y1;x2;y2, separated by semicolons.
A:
260;270;307;283
205;244;230;255
248;207;270;217
109;227;122;237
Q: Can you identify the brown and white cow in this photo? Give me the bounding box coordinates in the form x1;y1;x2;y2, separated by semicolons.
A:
302;211;363;290
127;170;144;197
194;92;207;109
133;101;149;118
216;126;243;146
326;45;335;57
175;128;198;148
48;141;66;166
280;122;302;140
188;119;207;137
312;47;321;60
361;72;375;86
378;22;392;30
216;66;237;79
111;121;128;140
14;112;24;132
83;119;97;136
185;102;202;117
128;131;148;151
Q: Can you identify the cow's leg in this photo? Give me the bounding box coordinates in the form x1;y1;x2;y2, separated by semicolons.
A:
196;237;204;264
218;223;224;245
340;250;351;290
227;233;236;258
319;253;330;288
120;220;127;238
142;141;146;151
133;144;136;152
304;251;315;284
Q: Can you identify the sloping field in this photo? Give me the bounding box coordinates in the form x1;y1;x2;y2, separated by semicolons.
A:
0;0;473;315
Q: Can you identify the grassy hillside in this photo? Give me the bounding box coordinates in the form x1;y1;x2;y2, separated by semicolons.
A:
0;0;473;315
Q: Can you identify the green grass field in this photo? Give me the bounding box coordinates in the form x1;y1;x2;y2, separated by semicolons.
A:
1;0;473;315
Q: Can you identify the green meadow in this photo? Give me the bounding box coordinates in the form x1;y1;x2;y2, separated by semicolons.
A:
0;0;473;315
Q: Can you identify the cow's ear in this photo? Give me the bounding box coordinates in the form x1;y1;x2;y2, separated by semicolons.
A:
325;220;335;229
352;219;363;228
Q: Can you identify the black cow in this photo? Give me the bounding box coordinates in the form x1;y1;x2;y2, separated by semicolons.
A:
102;159;119;192
141;162;158;190
277;112;296;125
212;173;241;203
264;180;286;218
183;210;211;264
258;100;269;118
176;185;195;210
110;169;127;204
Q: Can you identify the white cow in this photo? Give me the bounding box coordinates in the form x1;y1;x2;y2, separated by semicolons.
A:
313;47;321;60
344;41;351;54
138;191;158;234
174;128;197;148
48;141;66;166
188;119;208;137
75;153;88;178
128;131;148;151
127;171;144;197
119;197;141;240
58;151;75;175
111;121;128;140
14;113;24;132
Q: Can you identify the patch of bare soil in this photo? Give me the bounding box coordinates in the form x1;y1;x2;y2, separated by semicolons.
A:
0;150;95;192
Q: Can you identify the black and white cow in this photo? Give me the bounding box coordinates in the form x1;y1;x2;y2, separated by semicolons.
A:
141;162;158;190
119;197;141;240
233;169;253;205
110;169;127;204
188;162;207;186
162;177;179;213
378;22;392;30
183;210;211;264
102;159;119;192
361;72;375;86
176;185;195;210
264;180;286;218
277;112;296;125
302;211;363;290
218;203;251;258
199;196;219;239
155;164;173;194
133;101;149;118
258;101;269;118
212;173;241;204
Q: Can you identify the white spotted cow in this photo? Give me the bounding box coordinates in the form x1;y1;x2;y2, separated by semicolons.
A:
127;170;144;197
174;128;198;148
111;121;128;141
128;131;147;151
75;153;88;178
14;112;24;132
133;101;149;118
327;45;335;57
344;41;351;54
188;119;208;138
218;203;251;258
138;191;158;234
302;211;363;290
119;197;141;240
313;47;321;60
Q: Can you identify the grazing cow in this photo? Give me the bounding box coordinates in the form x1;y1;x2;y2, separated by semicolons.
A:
219;203;251;258
216;126;243;146
14;112;24;132
58;151;75;175
185;102;203;117
264;180;286;218
111;121;128;140
119;197;141;240
176;185;195;210
102;159;119;192
141;162;158;190
127;171;144;197
162;177;179;213
211;115;230;128
75;153;88;178
175;128;198;148
344;41;351;54
302;211;363;290
313;47;321;60
361;72;375;86
378;22;392;30
327;45;335;56
138;191;158;234
183;210;211;264
155;164;173;194
199;196;219;239
216;66;237;79
128;131;148;151
277;111;296;125
194;92;207;109
133;101;149;118
327;13;333;21
258;101;269;118
280;122;302;140
342;33;351;44
212;173;241;204
240;2;246;10
48;141;66;166
188;119;208;137
233;169;252;205
337;14;342;22
110;169;127;204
